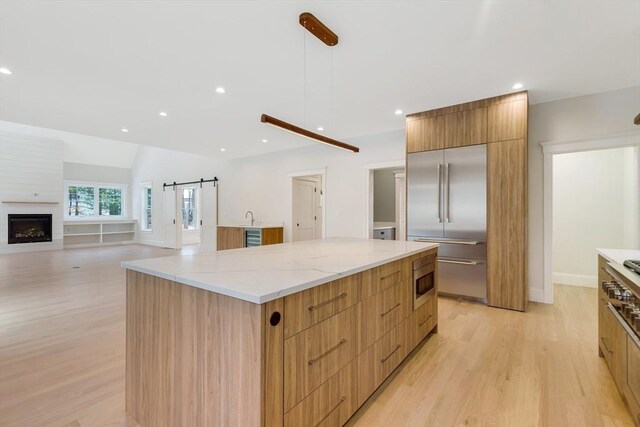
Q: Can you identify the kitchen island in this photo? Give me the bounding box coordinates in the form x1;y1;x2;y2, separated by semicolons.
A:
122;238;438;427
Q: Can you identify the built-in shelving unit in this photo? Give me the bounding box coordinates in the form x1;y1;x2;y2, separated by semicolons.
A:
63;220;136;248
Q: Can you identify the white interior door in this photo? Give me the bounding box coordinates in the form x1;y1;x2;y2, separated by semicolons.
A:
163;187;181;249
200;183;218;250
292;177;319;241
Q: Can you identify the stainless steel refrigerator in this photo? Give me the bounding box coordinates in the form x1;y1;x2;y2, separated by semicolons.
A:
407;144;487;301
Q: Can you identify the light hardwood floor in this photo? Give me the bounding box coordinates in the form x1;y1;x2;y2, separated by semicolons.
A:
0;245;634;426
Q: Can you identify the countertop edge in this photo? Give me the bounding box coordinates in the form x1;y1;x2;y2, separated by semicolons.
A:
121;243;437;304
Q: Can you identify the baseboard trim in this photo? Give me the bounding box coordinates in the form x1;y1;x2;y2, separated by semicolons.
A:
136;239;165;248
553;272;597;288
528;288;545;303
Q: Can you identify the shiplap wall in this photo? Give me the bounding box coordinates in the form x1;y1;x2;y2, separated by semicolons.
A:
0;131;64;253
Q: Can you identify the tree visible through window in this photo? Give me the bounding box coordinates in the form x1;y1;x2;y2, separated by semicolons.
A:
142;186;152;230
182;187;197;230
68;186;95;216
66;182;125;218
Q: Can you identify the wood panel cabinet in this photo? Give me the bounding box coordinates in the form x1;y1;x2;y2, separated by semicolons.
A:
217;226;244;250
407;116;438;153
406;107;487;153
284;305;360;411
487;138;527;311
487;99;527;142
284;361;358;427
625;338;640;425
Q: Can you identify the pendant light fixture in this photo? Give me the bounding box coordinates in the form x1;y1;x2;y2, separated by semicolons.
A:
260;13;359;153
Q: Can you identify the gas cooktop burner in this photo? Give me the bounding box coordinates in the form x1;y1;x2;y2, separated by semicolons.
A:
624;260;640;275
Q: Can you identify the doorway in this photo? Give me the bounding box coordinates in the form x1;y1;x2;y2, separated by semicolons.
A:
291;172;324;242
162;182;218;250
542;136;640;303
365;161;406;241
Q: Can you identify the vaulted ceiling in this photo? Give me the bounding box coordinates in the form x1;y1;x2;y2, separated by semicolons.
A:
0;1;638;158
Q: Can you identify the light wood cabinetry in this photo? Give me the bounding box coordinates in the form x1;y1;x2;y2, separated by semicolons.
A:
284;305;360;411
284;361;358;427
486;138;527;311
284;274;362;338
126;247;438;427
217;226;244;250
597;255;640;426
406;91;528;312
217;225;284;250
487;99;527;142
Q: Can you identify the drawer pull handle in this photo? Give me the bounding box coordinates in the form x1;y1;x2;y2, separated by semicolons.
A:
381;344;402;363
308;293;347;311
314;396;346;427
308;339;347;366
380;303;401;318
381;271;401;284
418;314;433;327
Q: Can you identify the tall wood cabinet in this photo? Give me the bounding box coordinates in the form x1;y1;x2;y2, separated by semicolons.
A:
406;92;528;311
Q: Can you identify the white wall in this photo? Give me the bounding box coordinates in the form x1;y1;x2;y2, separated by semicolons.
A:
373;168;396;222
529;86;640;300
226;130;405;242
0;120;139;169
130;145;231;247
552;147;639;287
0;131;64;253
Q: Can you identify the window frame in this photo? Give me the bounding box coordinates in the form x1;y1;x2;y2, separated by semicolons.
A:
141;182;152;231
64;180;128;220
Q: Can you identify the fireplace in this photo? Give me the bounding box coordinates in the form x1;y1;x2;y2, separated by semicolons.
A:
8;214;53;244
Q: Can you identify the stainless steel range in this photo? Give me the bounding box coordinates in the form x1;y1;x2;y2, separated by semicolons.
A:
602;279;640;337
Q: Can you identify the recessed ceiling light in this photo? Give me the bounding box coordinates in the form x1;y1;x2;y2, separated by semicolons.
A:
317;126;324;131
121;128;129;133
262;139;268;143
159;111;168;117
512;82;524;90
0;67;12;75
395;109;403;115
216;87;226;94
220;148;226;152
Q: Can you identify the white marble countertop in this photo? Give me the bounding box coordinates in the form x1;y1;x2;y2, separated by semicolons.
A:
218;222;284;229
597;248;640;264
122;238;437;304
597;248;640;289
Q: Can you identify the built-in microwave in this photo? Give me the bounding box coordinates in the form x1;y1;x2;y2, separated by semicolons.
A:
413;254;436;310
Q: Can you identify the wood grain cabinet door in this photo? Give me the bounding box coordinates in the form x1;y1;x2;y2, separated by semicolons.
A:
487;99;527;142
216;226;244;250
487;139;527;311
284;361;358;427
407;116;439;152
625;338;640;424
283;306;360;412
440;107;488;149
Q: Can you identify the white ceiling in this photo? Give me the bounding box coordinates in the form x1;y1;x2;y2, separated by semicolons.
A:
0;1;638;159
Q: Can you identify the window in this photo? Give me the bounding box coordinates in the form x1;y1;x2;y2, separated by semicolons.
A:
181;187;198;230
65;182;126;218
142;184;152;231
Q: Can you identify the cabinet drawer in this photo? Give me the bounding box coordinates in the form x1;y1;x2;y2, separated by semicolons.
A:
360;280;412;351
284;360;358;427
626;337;640;425
357;318;411;406
599;299;613;367
412;294;437;347
362;259;410;298
284;274;361;338
284;305;359;411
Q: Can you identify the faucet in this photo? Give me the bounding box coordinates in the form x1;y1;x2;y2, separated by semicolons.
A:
245;211;255;226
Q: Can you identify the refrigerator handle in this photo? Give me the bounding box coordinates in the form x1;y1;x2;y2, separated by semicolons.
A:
444;163;450;223
437;164;442;223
